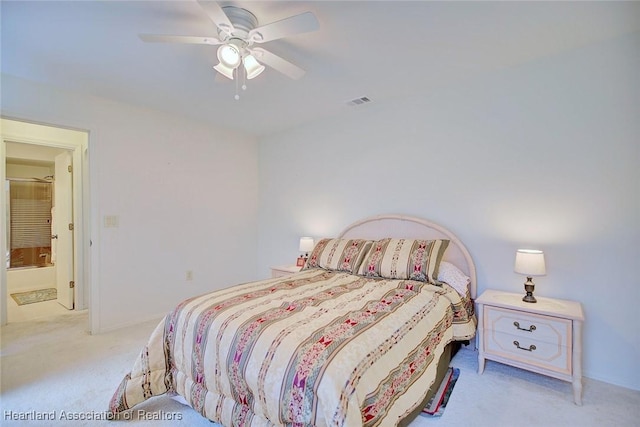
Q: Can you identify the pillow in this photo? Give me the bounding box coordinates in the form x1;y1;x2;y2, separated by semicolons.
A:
303;238;372;273
437;261;471;296
358;238;449;284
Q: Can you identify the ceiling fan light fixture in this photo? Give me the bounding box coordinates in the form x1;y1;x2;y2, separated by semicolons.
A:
214;62;235;80
250;32;264;43
243;54;265;80
140;3;320;98
217;43;241;68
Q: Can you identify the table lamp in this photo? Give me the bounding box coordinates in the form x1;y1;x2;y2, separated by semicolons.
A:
514;249;546;303
298;237;314;266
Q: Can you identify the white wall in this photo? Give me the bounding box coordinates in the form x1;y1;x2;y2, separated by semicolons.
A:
258;33;640;390
1;74;261;332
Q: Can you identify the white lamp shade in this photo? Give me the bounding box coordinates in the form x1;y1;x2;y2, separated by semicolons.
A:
214;63;235;80
299;237;314;253
243;54;266;80
514;249;546;276
217;43;241;68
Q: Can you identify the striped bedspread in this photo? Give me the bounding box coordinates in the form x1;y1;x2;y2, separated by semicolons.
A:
110;268;476;426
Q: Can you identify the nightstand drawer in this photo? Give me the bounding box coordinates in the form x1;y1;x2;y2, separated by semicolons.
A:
484;306;572;346
485;330;571;375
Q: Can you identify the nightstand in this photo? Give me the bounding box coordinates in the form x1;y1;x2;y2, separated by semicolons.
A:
270;265;301;278
476;289;584;405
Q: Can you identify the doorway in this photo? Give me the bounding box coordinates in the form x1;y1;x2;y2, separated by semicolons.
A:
1;118;89;325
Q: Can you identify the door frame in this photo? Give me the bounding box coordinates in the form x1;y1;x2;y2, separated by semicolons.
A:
1;118;90;326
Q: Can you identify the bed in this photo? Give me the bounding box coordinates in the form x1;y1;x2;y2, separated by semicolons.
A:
109;214;477;426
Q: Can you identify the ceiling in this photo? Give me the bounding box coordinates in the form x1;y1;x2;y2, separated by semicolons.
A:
2;1;639;137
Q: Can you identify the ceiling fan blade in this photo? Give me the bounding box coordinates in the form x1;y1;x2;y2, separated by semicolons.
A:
248;11;319;43
139;34;222;45
251;47;305;80
197;0;234;36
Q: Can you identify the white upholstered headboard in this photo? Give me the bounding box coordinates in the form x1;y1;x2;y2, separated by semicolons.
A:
338;214;477;299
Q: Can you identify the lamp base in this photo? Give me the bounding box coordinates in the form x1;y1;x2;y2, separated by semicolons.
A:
522;277;537;303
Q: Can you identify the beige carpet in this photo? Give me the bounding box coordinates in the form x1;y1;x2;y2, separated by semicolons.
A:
1;311;639;426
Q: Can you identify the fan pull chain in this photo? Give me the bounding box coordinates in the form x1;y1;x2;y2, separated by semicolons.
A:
234;67;240;100
233;65;249;100
241;66;247;92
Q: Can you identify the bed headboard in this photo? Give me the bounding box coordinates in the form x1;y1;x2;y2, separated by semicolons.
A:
338;214;477;299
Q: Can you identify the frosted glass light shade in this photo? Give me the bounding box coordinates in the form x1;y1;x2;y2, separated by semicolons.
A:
217;44;241;68
299;237;314;253
514;249;546;276
243;54;265;80
214;63;235;80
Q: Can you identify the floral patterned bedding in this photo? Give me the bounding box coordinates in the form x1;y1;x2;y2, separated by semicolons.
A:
109;268;476;426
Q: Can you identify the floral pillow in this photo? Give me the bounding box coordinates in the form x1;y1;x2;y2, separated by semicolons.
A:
303;238;373;274
358;238;449;284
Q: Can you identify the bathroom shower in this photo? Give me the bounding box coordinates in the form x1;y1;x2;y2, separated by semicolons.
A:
5;176;54;269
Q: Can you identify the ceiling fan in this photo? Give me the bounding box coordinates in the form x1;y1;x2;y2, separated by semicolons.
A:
139;1;319;85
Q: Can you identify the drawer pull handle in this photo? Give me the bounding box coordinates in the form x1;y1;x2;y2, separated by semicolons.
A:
513;321;536;332
513;341;536;352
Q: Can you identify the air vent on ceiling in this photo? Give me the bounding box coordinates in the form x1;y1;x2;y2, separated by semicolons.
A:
346;96;372;107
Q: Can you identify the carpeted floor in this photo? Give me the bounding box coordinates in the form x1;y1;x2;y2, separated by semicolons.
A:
1;311;639;426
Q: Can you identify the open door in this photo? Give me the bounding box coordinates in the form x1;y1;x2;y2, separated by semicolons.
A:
54;151;74;309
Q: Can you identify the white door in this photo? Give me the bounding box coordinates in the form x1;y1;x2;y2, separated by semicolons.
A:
54;151;74;309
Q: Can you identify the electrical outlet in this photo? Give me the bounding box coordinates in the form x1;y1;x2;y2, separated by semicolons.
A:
186;270;193;281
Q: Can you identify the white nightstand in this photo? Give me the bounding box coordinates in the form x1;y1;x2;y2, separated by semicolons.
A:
270;265;302;278
476;289;584;405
